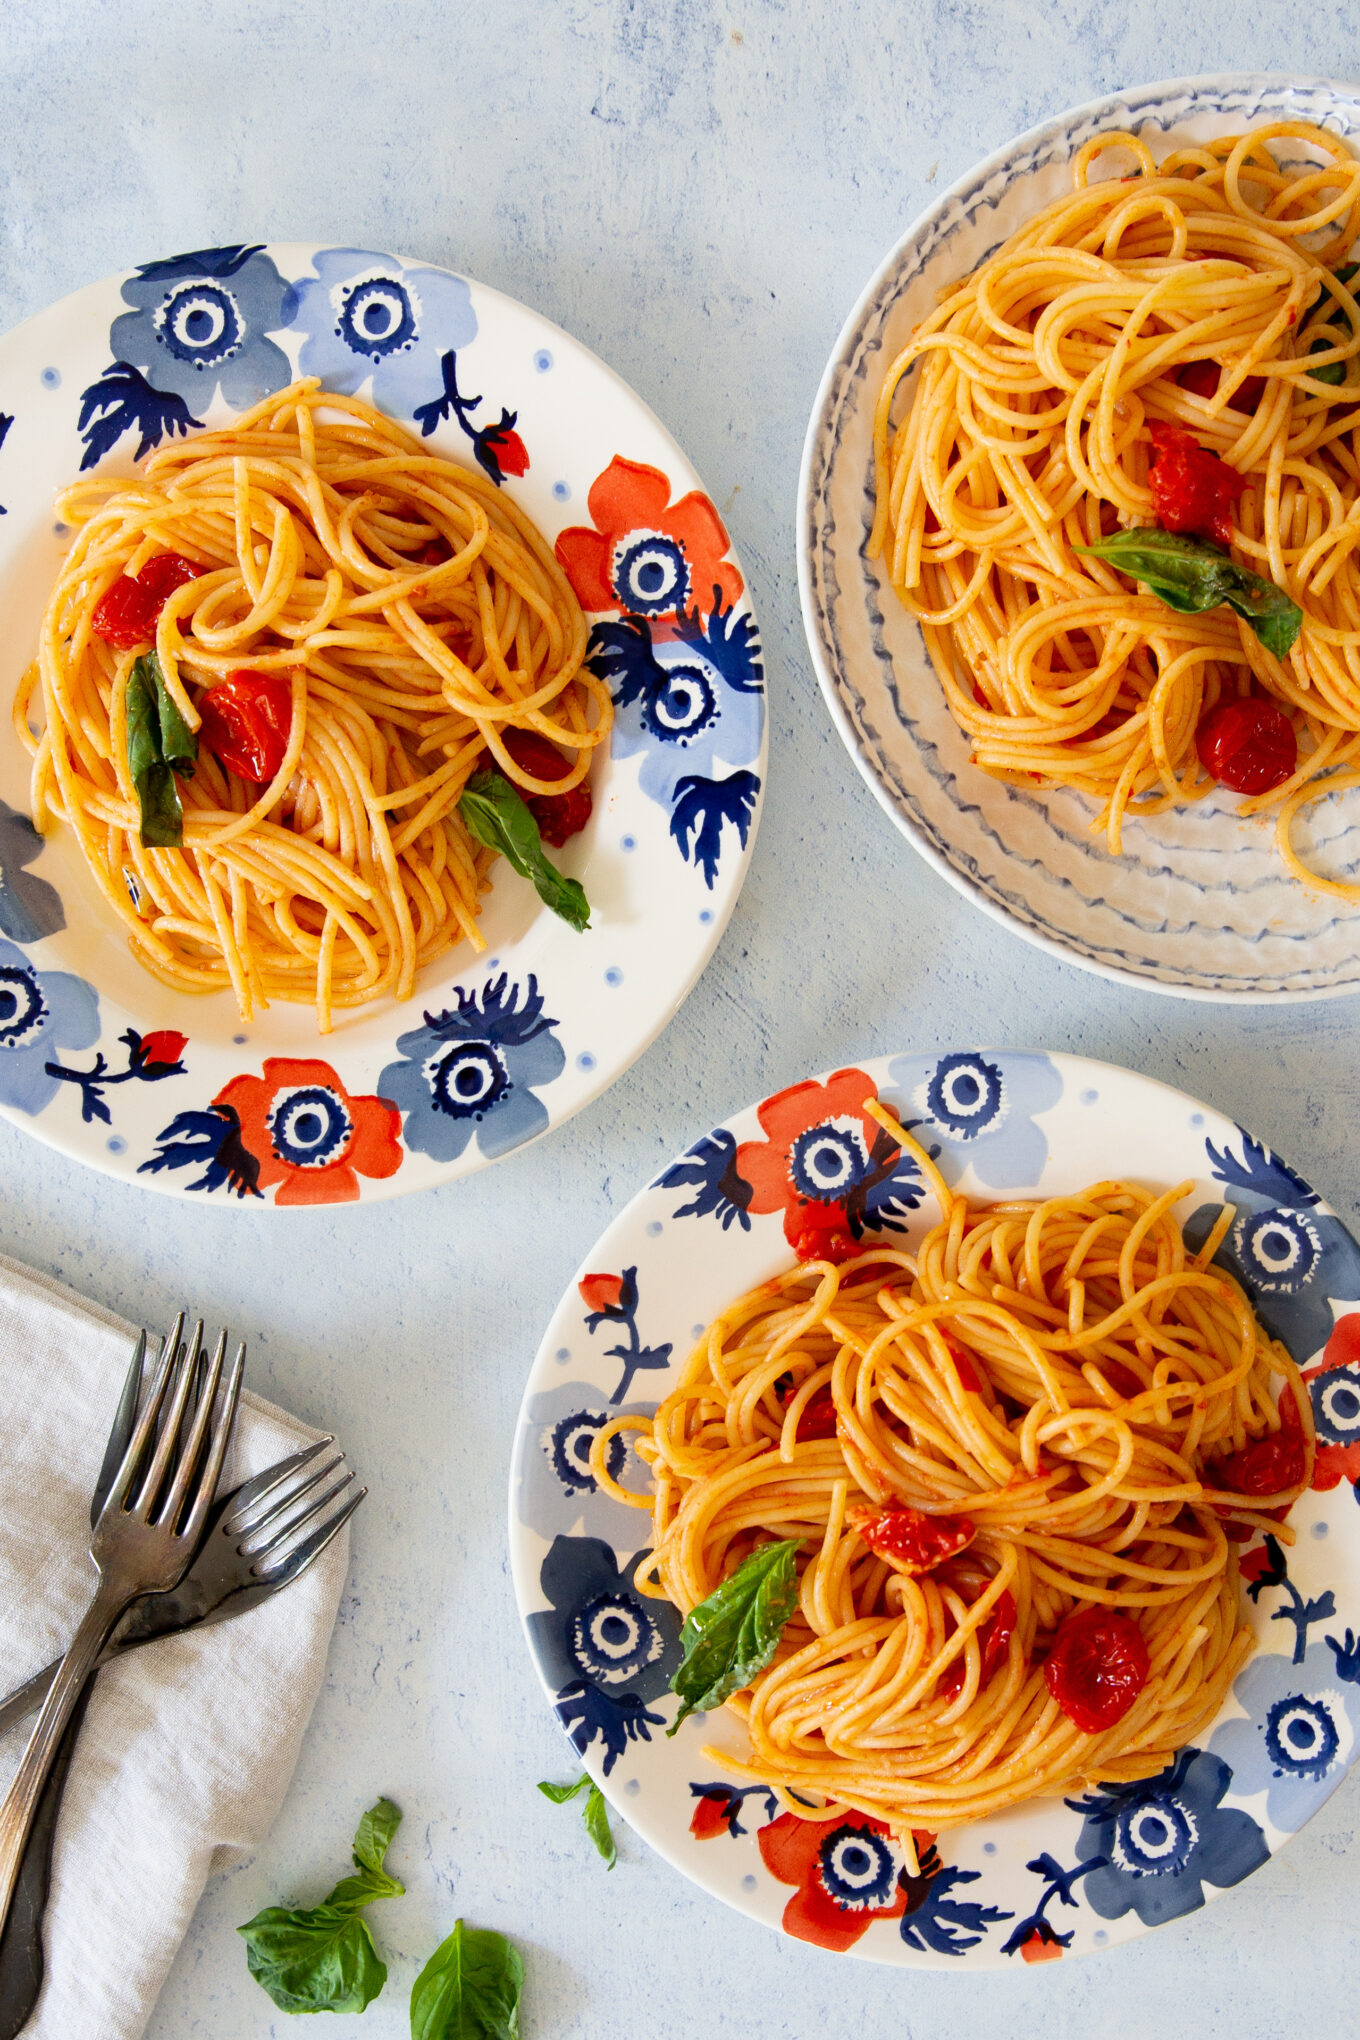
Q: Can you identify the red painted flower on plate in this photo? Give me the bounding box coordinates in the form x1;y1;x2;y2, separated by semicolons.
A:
758;1809;912;1951
554;455;742;627
1303;1313;1360;1490
734;1068;926;1258
215;1056;402;1206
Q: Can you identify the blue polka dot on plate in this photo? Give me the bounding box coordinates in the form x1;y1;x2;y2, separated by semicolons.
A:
691;1323;706;1340
1191;1112;1205;1127
52;522;69;538
1312;1520;1330;1539
555;1346;570;1364
1094;1929;1108;1945
552;480;571;501
577;1051;596;1072
605;967;623;987
646;1220;663;1237
623;1777;640;1796
621;834;636;852
40;367;60;389
534;349;553;372
699;909;713;925
106;1135;126;1155
741;1874;757;1892
1080;1088;1098;1105
233;1033;248;1046
983;1841;996;1854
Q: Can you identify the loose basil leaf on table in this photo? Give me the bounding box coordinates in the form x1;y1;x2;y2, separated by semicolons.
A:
668;1537;801;1734
125;651;197;847
536;1772;617;1868
1075;528;1303;659
409;1920;524;2040
238;1796;404;2014
458;769;590;932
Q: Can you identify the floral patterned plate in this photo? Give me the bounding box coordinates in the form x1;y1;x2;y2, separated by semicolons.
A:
0;245;765;1202
511;1048;1360;1966
799;75;1360;1000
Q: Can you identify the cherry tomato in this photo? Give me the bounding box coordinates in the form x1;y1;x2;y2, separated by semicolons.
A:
853;1502;977;1576
1148;421;1242;545
1213;1389;1306;1498
91;552;203;648
1196;696;1297;795
938;1587;1017;1700
791;1202;863;1265
500;727;593;848
198;669;294;785
940;1331;981;1393
1043;1606;1150;1732
1176;361;1266;412
790;1386;839;1441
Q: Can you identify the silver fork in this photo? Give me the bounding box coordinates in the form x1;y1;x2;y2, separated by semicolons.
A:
0;1311;243;1932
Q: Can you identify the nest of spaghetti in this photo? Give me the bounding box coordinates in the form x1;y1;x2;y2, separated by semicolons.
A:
19;379;607;1029
869;121;1360;892
603;1131;1312;1835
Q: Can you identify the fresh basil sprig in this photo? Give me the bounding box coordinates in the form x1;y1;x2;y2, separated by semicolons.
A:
457;770;590;932
125;651;197;847
409;1920;523;2040
668;1539;801;1735
1304;260;1358;388
1075;528;1302;658
238;1797;404;2015
537;1773;616;1868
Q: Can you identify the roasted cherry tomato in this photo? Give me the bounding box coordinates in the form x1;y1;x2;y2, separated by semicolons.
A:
853;1502;976;1576
500;727;593;848
92;552;203;648
1148;421;1242;545
1043;1605;1150;1732
1196;696;1297;795
198;669;294;785
1213;1389;1306;1499
785;1385;838;1441
1176;361;1266;412
939;1587;1017;1701
790;1201;863;1265
940;1331;981;1393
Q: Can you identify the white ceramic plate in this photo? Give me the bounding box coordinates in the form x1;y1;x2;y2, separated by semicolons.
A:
799;75;1360;1001
512;1048;1360;1966
0;245;765;1203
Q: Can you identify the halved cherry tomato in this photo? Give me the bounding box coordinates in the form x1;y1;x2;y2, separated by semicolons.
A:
1196;696;1297;795
789;1386;838;1441
1176;361;1267;412
791;1203;862;1265
1148;421;1242;545
1213;1388;1306;1498
91;552;203;648
938;1586;1017;1700
1043;1606;1149;1732
500;727;592;848
853;1502;976;1576
198;669;294;785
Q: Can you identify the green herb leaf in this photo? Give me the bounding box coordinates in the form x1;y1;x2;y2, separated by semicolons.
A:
1074;528;1302;659
535;1776;591;1805
409;1920;524;2040
238;1798;404;2015
125;652;197;848
582;1784;617;1870
667;1539;801;1735
457;770;590;932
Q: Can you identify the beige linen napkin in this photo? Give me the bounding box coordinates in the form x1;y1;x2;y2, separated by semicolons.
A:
0;1253;351;2040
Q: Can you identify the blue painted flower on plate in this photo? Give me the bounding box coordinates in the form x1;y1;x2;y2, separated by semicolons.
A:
514;1380;658;1545
886;1049;1062;1190
376;972;564;1163
1070;1747;1269;1926
1209;1639;1360;1832
0;937;99;1116
525;1533;681;1773
110;245;293;411
0;800;64;945
289;248;477;415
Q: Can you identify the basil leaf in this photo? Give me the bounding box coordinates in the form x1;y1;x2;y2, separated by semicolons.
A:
582;1784;617;1870
125;652;197;848
537;1774;616;1866
1075;528;1302;658
409;1920;524;2040
238;1798;404;2014
239;1903;387;2016
458;770;590;932
667;1538;801;1734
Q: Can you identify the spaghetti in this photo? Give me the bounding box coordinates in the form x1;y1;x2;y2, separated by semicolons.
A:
18;379;608;1029
597;1111;1311;1836
870;121;1360;893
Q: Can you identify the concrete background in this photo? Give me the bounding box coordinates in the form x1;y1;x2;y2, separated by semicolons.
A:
1;3;1357;2034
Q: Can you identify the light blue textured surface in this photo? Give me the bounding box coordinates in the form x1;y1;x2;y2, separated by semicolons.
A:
1;4;1358;2035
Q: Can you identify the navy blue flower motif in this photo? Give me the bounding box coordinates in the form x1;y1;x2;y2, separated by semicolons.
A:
654;1126;753;1231
1183;1130;1360;1358
579;1270;673;1404
886;1049;1063;1191
377;972;564;1164
1069;1748;1269;1926
1210;1639;1360;1833
687;1781;781;1840
290;248;478;418
0;411;12;516
46;1026;186;1127
1000;1851;1106;1958
139;1101;261;1198
898;1850;1013;1956
0;937;99;1117
0;798;64;944
78;246;294;470
410;350;529;484
525;1534;681;1775
588;598;764;886
514;1380;659;1546
1243;1534;1336;1666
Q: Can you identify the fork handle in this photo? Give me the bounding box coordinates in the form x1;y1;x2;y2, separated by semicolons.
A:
0;1581;130;1935
0;1687;91;2040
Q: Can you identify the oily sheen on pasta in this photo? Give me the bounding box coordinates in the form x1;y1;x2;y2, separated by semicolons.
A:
870;122;1360;891
599;1115;1311;1836
19;380;607;1028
